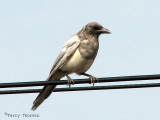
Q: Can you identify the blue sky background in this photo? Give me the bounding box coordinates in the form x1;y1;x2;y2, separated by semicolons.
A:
1;0;160;120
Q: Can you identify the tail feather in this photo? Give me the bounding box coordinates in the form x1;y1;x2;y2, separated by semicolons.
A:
31;85;56;111
31;71;66;110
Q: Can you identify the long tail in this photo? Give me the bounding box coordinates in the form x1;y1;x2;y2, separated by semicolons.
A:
31;84;56;111
31;71;65;110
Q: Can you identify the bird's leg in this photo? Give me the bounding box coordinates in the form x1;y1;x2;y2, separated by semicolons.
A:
66;75;74;88
80;73;98;86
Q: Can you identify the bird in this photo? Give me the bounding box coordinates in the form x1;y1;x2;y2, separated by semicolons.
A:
31;22;111;110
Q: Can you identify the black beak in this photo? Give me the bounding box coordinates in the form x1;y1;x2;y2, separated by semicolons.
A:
99;28;111;34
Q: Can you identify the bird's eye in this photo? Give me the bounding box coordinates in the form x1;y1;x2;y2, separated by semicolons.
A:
93;26;99;30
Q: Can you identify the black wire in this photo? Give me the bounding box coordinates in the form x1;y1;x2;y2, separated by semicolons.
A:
0;74;160;95
1;82;160;94
0;74;160;88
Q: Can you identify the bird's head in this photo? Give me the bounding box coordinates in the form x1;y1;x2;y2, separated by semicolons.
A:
83;22;111;36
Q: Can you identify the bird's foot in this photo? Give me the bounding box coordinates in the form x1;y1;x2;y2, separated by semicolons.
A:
81;73;98;86
66;75;74;88
88;75;98;86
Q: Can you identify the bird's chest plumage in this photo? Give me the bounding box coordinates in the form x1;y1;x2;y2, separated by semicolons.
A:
61;39;99;74
79;39;99;59
61;49;94;73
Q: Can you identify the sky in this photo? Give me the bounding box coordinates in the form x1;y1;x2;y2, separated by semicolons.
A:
1;0;160;120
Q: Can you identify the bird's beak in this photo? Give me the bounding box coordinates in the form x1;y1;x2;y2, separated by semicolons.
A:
99;28;111;34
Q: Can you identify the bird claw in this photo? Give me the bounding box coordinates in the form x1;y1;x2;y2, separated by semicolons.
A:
66;76;74;88
80;73;98;86
88;76;98;86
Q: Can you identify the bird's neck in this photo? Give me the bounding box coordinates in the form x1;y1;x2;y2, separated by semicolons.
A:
77;30;99;40
77;31;99;59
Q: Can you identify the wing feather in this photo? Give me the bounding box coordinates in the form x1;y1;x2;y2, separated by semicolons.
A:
49;35;80;76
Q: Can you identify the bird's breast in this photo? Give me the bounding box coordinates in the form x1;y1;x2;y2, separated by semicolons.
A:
79;39;99;59
60;49;94;73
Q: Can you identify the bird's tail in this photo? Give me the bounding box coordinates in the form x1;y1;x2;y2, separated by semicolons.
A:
31;84;56;111
31;71;65;110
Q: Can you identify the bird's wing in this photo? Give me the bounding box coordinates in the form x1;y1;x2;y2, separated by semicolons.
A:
48;35;80;79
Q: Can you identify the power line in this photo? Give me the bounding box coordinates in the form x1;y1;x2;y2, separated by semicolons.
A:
0;74;160;95
1;83;160;94
0;74;160;88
